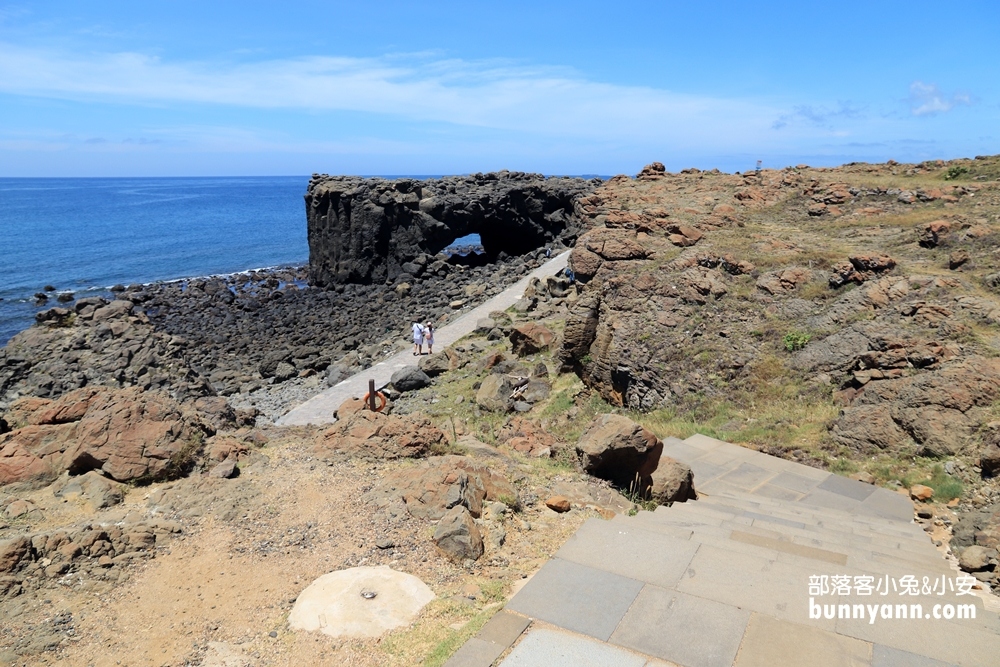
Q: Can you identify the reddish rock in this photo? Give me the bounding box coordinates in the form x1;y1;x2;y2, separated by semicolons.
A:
697;255;755;276
316;411;445;460
910;484;934;501
0;387;204;485
571;228;650;281
636;162;666;180
919;220;951;248
335;396;370;419
509;323;556;356
757;267;813;294
949;250;970;270
665;224;704;247
829;255;895;288
545;496;571;512
498;417;556;458
0;536;30;574
712;204;737;218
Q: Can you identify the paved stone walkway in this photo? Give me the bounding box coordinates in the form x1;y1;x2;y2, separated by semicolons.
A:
277;252;569;426
447;435;1000;667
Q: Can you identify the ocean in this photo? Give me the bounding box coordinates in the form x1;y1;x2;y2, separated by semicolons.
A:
0;176;310;345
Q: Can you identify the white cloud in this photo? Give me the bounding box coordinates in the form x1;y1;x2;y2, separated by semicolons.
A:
908;81;971;116
0;42;784;149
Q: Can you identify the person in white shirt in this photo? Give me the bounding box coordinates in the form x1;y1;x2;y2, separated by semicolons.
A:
411;320;425;356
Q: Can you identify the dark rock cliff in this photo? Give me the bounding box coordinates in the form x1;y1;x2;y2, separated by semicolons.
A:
305;171;597;286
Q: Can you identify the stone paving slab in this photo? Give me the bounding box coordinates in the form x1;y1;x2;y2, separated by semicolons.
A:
609;586;750;667
870;645;957;667
858;490;916;522
836;602;1000;666
674;543;842;630
451;431;1000;666
446;638;511;667
499;627;650;667
730;529;849;565
505;558;644;642
733;613;872;667
818;474;879;501
554;519;699;590
445;611;532;667
278;251;569;426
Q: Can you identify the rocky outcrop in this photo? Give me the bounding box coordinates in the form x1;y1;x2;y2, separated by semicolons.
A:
575;414;663;489
306;172;595;286
831;357;1000;457
315;411;446;460
363;455;516;520
0;517;182;593
0;297;213;410
0;387;208;485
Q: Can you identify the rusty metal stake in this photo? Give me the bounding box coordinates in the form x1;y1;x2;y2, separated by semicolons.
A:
368;379;377;411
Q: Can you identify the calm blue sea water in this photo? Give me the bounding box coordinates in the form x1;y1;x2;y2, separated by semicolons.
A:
0;177;310;345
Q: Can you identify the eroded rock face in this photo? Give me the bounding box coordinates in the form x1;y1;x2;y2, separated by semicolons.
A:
306;172;595;286
831;357;1000;456
0;387;207;485
316;411;446;460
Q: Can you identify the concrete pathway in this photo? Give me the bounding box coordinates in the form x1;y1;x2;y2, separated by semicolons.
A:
447;435;1000;667
277;252;570;426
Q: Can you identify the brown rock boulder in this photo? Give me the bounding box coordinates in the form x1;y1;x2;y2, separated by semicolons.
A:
575;414;663;489
571;228;650;281
0;536;31;574
51;470;126;509
756;267;813;294
545;496;571;512
499;417;556;458
433;506;483;561
832;357;1000;457
648;456;696;503
0;387;204;485
316;411;445;460
636;162;666;180
509;323;555;356
364;455;516;520
919;220;951;248
665;224;704;247
475;374;514;413
910;484;934;501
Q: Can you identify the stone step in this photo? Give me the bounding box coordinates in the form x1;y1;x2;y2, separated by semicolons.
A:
624;512;953;578
656;502;940;567
689;497;934;551
694;489;924;540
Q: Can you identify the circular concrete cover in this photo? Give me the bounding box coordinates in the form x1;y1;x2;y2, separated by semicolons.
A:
288;566;435;638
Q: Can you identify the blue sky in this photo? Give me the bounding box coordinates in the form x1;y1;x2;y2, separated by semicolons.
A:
0;1;997;176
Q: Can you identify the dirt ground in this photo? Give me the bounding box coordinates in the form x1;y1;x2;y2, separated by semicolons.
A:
1;427;611;667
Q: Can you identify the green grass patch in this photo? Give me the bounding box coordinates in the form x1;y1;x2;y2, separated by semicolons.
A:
906;464;964;502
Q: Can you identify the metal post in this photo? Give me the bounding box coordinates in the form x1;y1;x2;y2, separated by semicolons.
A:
368;379;377;411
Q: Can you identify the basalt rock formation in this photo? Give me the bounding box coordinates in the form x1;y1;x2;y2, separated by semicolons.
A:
559;157;1000;466
305;171;596;286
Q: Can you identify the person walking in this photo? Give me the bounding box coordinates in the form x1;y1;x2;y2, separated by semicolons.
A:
424;322;435;355
411;319;425;356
